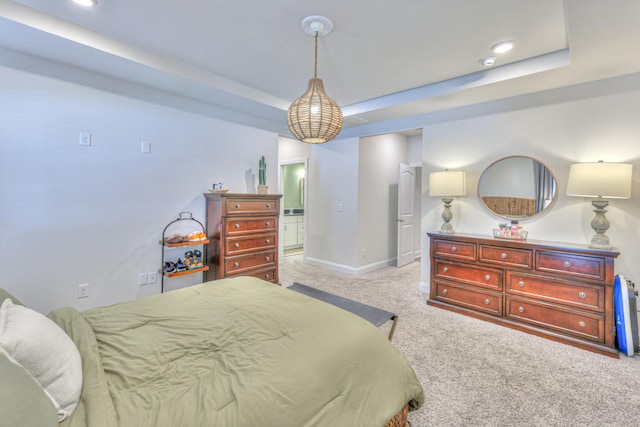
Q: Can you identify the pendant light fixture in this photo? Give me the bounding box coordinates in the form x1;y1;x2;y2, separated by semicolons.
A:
287;16;343;144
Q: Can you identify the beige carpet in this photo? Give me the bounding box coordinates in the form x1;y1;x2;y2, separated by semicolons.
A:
279;255;640;427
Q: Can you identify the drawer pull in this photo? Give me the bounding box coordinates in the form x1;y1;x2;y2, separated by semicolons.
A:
264;273;270;279
518;307;525;313
266;239;271;244
563;261;571;268
235;203;240;209
451;246;457;252
265;256;270;261
518;281;525;287
579;321;586;328
266;221;271;226
234;243;240;248
443;267;449;273
442;289;448;295
234;223;240;229
578;292;587;299
484;299;491;305
501;253;507;259
266;203;271;208
234;262;240;267
485;275;491;281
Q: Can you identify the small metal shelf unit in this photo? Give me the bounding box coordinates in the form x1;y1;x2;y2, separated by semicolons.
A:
160;212;209;293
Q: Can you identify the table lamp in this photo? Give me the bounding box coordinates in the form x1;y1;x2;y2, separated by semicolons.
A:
429;170;466;234
566;161;632;246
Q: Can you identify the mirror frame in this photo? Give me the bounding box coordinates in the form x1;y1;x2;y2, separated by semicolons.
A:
478;155;558;221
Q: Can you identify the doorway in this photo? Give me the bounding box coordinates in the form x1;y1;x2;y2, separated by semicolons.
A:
397;163;422;267
280;161;307;257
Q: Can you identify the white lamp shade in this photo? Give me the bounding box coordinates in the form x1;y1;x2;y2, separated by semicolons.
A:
566;162;633;198
429;171;467;197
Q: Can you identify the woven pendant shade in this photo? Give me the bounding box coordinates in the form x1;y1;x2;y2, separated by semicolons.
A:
287;77;343;143
287;18;343;144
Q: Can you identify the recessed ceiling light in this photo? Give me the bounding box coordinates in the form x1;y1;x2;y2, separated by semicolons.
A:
480;57;496;67
491;41;515;54
72;0;97;6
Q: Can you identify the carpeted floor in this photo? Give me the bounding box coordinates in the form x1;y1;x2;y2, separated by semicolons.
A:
279;254;640;427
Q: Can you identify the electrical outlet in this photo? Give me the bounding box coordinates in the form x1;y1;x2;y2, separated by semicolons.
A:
79;132;91;146
147;271;157;284
138;273;148;286
77;284;89;299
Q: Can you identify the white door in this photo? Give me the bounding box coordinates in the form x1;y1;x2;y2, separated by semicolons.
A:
397;163;416;267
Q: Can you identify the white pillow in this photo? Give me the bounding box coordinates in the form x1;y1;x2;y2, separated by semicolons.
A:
0;298;82;421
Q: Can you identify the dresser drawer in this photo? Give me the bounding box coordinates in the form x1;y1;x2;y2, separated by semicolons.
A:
224;216;278;235
536;251;606;282
225;198;279;215
434;261;502;291
506;297;605;343
506;272;604;312
237;267;277;283
225;251;276;274
433;281;502;316
479;245;533;269
433;240;476;261
226;233;277;255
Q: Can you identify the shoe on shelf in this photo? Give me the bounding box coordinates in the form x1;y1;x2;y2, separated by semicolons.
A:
164;262;176;274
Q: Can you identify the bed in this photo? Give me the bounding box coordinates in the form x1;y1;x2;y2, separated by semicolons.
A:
0;277;424;427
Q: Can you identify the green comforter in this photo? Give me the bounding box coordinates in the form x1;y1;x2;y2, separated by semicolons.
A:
49;277;424;427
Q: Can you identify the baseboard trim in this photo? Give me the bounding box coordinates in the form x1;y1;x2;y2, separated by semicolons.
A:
304;256;395;276
419;281;430;295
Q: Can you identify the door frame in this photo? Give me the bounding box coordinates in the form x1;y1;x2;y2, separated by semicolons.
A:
278;158;309;260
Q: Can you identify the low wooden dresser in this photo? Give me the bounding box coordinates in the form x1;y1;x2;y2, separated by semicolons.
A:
427;232;620;357
204;193;282;284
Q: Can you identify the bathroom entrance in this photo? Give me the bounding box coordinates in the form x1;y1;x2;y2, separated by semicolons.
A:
280;161;307;257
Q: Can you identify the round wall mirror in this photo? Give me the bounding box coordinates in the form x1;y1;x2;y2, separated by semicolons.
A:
478;156;557;220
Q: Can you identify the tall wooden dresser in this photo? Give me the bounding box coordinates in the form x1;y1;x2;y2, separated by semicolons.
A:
427;232;620;357
204;193;282;284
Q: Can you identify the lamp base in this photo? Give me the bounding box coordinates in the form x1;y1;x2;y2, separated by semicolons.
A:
589;199;610;247
439;197;455;234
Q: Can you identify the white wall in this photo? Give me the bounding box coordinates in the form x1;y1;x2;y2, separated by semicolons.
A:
421;73;640;290
358;133;408;269
305;138;360;269
280;132;422;274
0;66;278;314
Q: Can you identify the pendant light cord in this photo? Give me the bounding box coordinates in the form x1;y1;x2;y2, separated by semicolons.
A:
314;32;318;79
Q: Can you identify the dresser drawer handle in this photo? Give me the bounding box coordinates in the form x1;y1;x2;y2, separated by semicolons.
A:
501;253;507;259
443;267;449;273
234;223;240;229
265;221;271;226
579;321;586;328
578;292;587;299
266;203;271;208
235;203;240;209
563;261;571;268
266;239;271;244
264;273;270;279
234;243;240;248
265;256;270;261
451;246;457;252
518;307;525;313
485;275;491;281
518;281;525;287
234;262;240;267
484;299;491;305
442;289;448;295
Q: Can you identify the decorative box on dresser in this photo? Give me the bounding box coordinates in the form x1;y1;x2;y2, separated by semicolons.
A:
427;232;620;357
204;193;282;284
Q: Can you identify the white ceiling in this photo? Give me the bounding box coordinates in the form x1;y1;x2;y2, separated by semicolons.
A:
1;0;640;138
